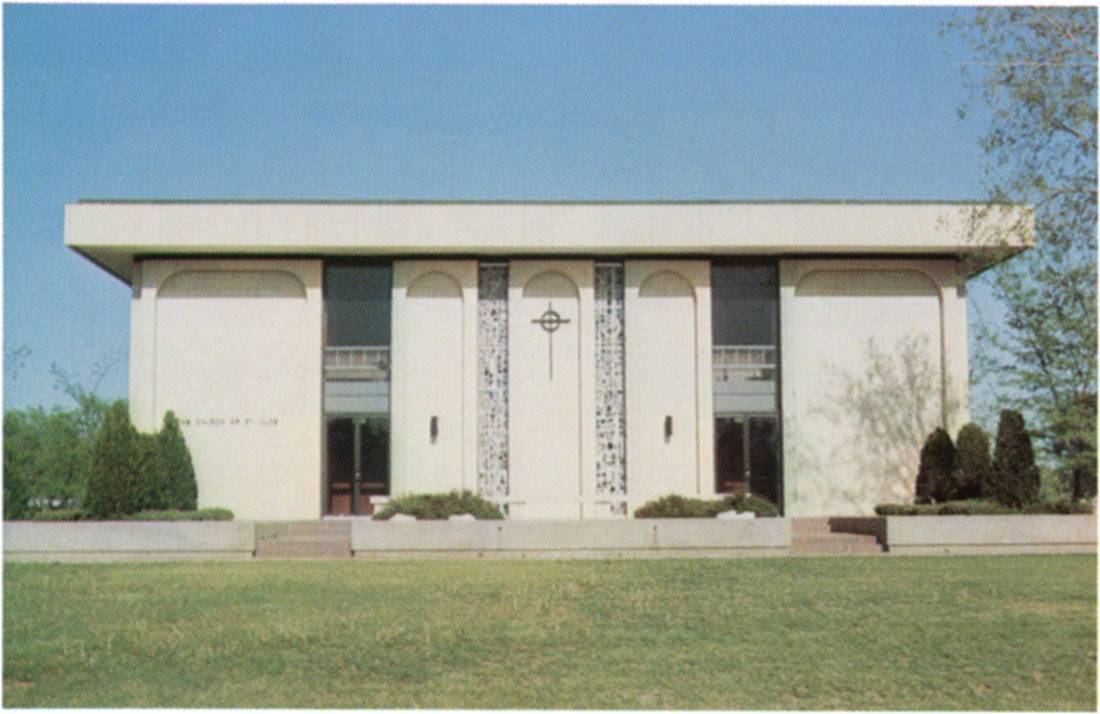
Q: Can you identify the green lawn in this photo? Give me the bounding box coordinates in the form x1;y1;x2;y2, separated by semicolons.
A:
4;555;1096;709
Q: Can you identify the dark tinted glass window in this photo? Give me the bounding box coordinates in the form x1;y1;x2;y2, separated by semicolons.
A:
325;264;391;346
711;264;777;346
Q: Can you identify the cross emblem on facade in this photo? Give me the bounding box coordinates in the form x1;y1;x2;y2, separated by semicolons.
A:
532;302;570;381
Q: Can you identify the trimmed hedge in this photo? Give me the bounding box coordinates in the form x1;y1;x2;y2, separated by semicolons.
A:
29;507;234;521
28;508;89;521
723;492;780;518
992;409;1041;507
875;500;1093;516
634;495;727;518
155;412;198;511
915;428;956;503
633;493;779;519
372;490;504;520
953;423;992;500
82;402;203;518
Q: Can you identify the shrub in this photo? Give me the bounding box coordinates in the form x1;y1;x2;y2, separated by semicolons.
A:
874;504;919;516
723;492;780;517
953;423;993;500
992;409;1041;508
29;507;87;521
27;507;233;521
126;508;234;521
83;403;204;518
633;495;730;518
1023;500;1094;515
372;490;504;520
916;428;956;503
157;411;198;511
874;499;1092;516
85;402;145;517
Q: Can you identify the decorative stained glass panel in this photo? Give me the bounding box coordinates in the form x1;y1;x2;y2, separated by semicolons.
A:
595;263;626;494
477;264;509;496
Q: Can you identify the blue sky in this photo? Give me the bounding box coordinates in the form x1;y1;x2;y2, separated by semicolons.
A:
3;4;994;411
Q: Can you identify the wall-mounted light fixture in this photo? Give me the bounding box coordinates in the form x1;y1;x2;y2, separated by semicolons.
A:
664;415;673;442
430;416;439;443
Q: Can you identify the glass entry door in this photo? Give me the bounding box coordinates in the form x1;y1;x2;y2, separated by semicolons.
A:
326;416;389;515
714;415;780;509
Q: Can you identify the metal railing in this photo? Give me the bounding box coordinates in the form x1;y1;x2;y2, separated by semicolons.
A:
324;346;390;381
713;345;776;382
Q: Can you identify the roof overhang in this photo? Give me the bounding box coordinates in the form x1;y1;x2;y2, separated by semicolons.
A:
65;200;1034;284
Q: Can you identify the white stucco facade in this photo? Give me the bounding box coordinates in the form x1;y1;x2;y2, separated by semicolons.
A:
67;201;1031;520
128;258;323;521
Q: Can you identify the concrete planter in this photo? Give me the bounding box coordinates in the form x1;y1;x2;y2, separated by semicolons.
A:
885;514;1096;555
3;521;255;562
351;517;791;559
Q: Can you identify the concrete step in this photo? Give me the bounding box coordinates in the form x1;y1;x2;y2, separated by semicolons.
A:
789;518;827;534
288;523;350;538
789;517;885;555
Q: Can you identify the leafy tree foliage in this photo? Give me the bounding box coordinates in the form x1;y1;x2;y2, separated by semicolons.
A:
3;408;87;508
949;8;1097;498
3;459;32;520
953;422;994;500
915;428;956;503
992;409;1041;507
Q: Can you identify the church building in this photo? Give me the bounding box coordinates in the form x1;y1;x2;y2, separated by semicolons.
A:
65;201;1030;521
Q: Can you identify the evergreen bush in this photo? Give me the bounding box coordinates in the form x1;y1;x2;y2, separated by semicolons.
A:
722;492;780;517
372;490;504;520
157;411;198;510
85;402;141;517
915;428;956;503
633;494;729;518
953;423;992;500
992;409;1041;507
874;499;1092;516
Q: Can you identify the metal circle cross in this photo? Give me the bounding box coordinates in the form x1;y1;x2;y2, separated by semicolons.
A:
533;307;569;333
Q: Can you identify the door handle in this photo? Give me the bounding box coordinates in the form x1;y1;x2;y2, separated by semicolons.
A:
430;416;439;443
664;415;673;442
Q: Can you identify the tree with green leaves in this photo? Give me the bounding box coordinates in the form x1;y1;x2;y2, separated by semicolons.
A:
948;7;1097;500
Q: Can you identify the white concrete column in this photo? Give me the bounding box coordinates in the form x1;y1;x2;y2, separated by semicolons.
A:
128;260;158;432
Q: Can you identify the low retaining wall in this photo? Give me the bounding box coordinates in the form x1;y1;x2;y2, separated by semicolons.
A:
885;514;1097;555
3;522;256;562
351;518;791;559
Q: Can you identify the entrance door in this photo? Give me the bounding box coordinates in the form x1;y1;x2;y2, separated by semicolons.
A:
326;416;389;514
714;415;779;507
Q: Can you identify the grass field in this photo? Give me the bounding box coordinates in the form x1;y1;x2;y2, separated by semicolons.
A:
3;555;1096;709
